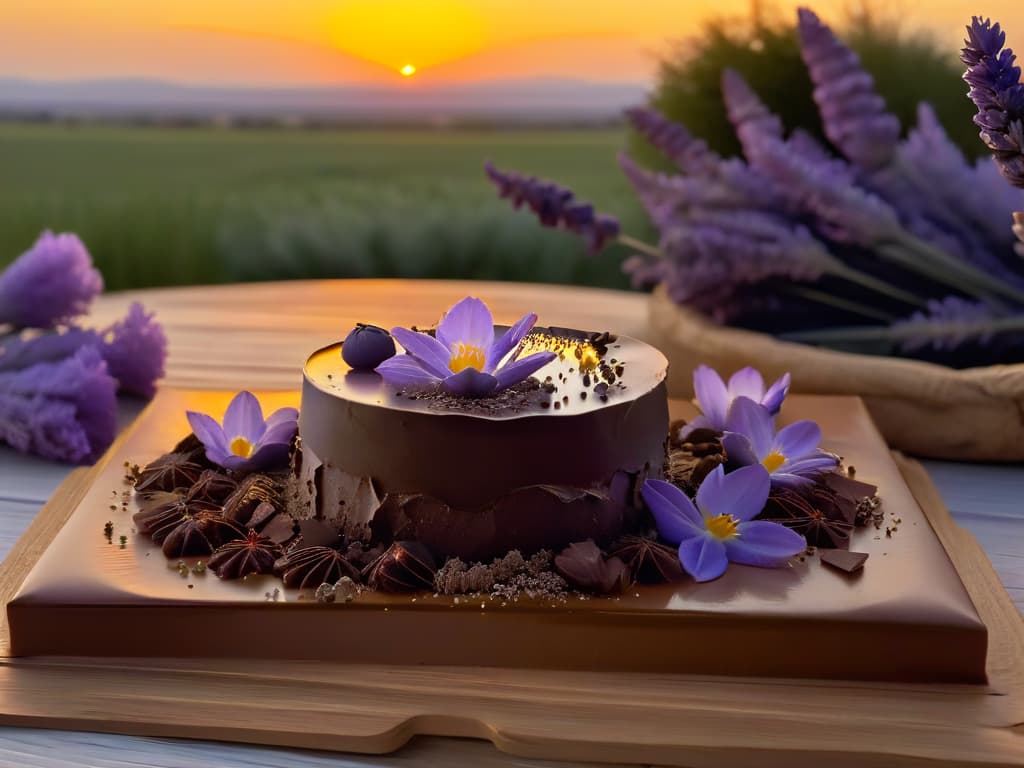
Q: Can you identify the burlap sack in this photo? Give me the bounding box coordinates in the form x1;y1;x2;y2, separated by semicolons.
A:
648;287;1024;462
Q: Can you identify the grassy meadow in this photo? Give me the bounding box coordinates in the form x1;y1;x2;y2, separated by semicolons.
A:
0;122;653;291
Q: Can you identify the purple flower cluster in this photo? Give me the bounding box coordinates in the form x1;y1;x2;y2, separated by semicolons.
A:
0;231;168;463
484;162;620;253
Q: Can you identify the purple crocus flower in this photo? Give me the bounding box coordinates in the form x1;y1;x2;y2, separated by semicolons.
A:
0;345;117;464
679;365;790;439
484;162;621;253
376;297;556;398
641;466;806;582
186;391;298;473
721;396;838;487
0;231;103;329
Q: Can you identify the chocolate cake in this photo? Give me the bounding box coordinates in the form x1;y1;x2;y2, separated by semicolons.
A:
296;327;669;561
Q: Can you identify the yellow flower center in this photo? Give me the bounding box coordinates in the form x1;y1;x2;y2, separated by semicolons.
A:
762;450;786;473
705;513;740;540
449;342;486;373
229;436;254;458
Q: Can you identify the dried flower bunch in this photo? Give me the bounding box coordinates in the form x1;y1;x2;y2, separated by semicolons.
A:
0;231;167;463
486;8;1024;368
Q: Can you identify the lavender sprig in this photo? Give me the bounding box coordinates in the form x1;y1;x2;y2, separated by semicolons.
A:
720;68;784;152
484;162;621;254
624;107;720;174
0;231;103;329
961;17;1024;188
796;7;900;171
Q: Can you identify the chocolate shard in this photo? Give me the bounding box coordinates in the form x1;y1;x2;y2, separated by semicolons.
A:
134;451;203;494
171;432;205;456
609;535;685;584
260;512;299;545
554;540;629;594
186;469;238;504
364;541;436;592
159;512;246;558
294;518;345;550
208;531;283;579
222;474;282;526
273;546;360;590
820;550;869;574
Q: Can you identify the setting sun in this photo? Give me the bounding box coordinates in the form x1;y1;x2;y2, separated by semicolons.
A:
399;64;417;77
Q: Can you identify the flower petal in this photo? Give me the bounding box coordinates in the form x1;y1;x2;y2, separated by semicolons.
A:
223;391;265;442
493;350;556;390
678;534;728;582
761;372;791;415
726;520;806;567
727;366;765;401
693;365;729;429
244;441;291;472
375;355;441;388
774;419;822;460
442;367;498;397
260;407;299;447
721;431;760;467
640;479;704;544
777;454;839;478
436;297;495;357
390;327;453;379
695;464;770;522
724;396;774;458
185;410;229;457
486;312;537;371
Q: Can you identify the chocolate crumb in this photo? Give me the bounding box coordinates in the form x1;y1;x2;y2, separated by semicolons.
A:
820;550;869;574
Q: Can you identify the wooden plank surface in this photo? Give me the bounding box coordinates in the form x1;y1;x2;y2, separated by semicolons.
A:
0;279;1021;768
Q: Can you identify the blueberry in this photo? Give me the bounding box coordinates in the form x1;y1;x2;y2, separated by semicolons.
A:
341;324;396;370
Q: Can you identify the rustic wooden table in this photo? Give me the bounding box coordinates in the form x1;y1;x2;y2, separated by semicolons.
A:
0;279;1020;768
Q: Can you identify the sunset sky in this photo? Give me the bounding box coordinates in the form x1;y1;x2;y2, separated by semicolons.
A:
2;1;1023;87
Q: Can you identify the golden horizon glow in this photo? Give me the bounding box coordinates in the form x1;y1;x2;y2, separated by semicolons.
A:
2;1;1024;86
400;64;417;77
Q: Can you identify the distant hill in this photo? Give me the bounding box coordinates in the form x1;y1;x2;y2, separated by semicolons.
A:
0;77;648;124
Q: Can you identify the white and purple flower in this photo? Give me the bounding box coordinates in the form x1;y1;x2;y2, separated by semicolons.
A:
641;465;806;582
375;296;556;398
721;396;838;487
680;364;790;439
186;391;298;473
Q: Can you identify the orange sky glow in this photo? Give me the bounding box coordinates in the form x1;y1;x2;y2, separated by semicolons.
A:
2;1;1023;86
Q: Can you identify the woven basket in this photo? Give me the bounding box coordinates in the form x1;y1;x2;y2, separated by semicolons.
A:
648;286;1024;462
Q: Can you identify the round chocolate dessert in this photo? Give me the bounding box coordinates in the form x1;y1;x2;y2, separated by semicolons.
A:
296;326;669;561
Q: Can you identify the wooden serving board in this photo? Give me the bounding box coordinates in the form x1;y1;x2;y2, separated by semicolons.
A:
0;406;1020;766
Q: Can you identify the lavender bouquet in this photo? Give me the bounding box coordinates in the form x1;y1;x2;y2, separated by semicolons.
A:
486;8;1024;369
0;232;167;463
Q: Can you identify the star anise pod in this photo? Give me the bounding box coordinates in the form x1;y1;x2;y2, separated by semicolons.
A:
134;451;203;494
186;469;238;504
608;535;685;584
363;541;436;592
208;530;283;579
157;512;246;557
132;492;219;536
761;485;852;549
274;546;360;589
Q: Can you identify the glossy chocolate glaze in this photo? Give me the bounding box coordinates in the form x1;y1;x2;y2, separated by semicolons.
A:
297;329;670;559
6;391;989;683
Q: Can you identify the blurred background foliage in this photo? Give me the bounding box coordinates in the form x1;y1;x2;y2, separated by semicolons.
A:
636;5;981;165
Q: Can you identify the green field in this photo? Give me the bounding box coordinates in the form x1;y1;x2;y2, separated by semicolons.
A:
0;123;652;291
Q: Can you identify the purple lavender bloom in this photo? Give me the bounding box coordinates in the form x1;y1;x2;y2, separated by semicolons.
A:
721;397;838;488
797;8;900;171
891;296;1000;351
720;69;783;152
186;391;298;473
0;345;117;463
342;323;396;371
624;107;720;174
680;365;790;439
97;302;167;398
962;17;1024;188
484;162;620;253
0;231;103;329
641;466;806;582
375;296;556;398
